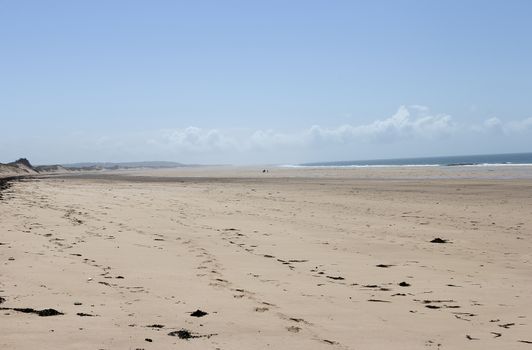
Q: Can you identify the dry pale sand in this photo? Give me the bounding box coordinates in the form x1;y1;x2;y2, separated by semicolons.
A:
1;167;532;349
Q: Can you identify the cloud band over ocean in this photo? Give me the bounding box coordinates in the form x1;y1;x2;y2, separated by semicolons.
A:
4;106;532;164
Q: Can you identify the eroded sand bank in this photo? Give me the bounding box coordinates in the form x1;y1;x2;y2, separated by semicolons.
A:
1;167;532;349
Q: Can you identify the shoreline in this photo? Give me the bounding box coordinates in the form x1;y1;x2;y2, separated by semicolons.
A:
49;163;532;181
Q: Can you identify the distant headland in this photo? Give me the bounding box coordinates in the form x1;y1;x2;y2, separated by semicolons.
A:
0;159;190;178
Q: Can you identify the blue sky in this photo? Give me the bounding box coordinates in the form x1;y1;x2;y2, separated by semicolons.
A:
1;0;531;164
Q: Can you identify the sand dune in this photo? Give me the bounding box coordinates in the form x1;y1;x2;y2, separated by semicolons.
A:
0;159;38;177
1;167;531;349
0;159;71;178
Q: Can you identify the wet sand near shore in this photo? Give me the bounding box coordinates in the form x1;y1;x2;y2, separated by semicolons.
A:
1;167;532;349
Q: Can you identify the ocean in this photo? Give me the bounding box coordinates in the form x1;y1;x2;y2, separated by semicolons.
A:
298;152;532;167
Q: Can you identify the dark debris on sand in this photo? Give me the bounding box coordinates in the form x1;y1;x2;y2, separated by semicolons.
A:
168;329;194;339
326;276;345;280
0;177;22;200
190;309;208;317
34;308;63;317
168;329;217;340
430;238;450;244
147;324;165;328
499;323;515;329
0;307;64;317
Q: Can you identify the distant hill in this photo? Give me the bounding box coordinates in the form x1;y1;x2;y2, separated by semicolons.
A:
1;159;190;178
61;161;186;170
0;158;69;177
34;164;69;173
0;158;38;177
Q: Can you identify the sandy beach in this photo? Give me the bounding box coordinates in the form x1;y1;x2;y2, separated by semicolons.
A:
1;166;532;349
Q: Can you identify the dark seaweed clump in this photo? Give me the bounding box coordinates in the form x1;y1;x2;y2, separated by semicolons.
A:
430;238;449;244
168;329;195;339
190;309;208;317
7;307;64;317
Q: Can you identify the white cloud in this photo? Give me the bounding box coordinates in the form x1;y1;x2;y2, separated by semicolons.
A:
476;117;504;135
246;105;456;148
34;106;530;164
504;117;532;134
153;127;237;152
117;106;529;156
477;116;532;135
249;129;301;150
484;117;502;129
